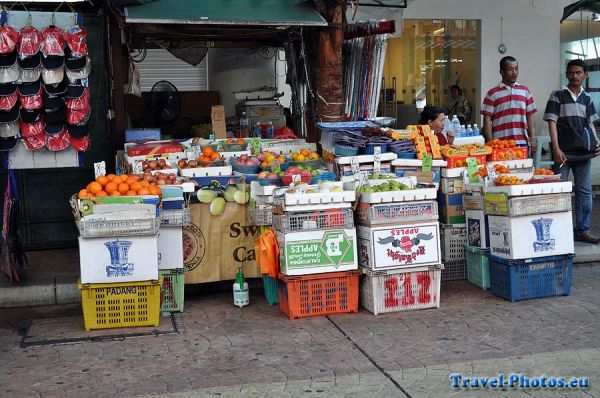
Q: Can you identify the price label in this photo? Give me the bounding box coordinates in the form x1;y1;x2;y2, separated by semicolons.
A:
422;154;433;173
249;138;261;155
373;147;381;172
292;174;301;183
216;141;224;151
466;157;480;183
191;145;202;159
351;156;360;175
132;161;144;174
94;161;106;179
486;164;497;181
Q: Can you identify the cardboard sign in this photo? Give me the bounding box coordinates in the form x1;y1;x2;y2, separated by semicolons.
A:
486;164;497;181
466;157;480;183
350;156;360;175
422;154;433;172
191;145;202;160
94;161;106;179
211;105;227;138
373;147;381;172
183;202;260;283
132;161;144;174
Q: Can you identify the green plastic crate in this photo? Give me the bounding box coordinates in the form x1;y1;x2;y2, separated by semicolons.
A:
263;275;279;305
159;269;185;312
465;245;490;289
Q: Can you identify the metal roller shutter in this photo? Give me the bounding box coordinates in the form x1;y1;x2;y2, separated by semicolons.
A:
137;49;208;92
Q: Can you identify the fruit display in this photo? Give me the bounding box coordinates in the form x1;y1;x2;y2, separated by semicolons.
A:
177;155;225;169
196;182;250;216
473;163;510;178
137;159;175;173
258;151;287;169
356;180;410;193
445;155;486;168
487;139;527;161
291;148;319;162
534;168;554;176
281;165;314;185
140;171;191;186
488;138;517;149
196;146;223;165
78;174;162;199
440;143;492;158
284;181;344;194
405;125;443;159
494;175;524;185
231;154;260;174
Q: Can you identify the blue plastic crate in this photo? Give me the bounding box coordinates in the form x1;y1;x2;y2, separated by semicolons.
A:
488;255;573;302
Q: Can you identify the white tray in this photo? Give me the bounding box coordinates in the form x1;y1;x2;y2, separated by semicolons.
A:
442;167;466;178
359;187;438;203
282;190;356;205
274;201;352;212
178;165;233;177
391;158;447;167
251;183;279;196
486;181;572;196
488;159;533;169
452;135;485;146
335;153;397;165
150;167;178;176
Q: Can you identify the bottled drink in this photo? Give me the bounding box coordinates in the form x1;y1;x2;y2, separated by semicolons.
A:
254;122;262;138
472;124;480;135
233;268;249;308
466;125;473;136
451;115;461;137
267;121;275;139
239;112;249;138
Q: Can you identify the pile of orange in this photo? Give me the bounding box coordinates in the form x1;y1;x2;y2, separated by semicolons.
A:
495;149;525;160
489;139;517;149
493;164;510;174
534;168;554;176
495;175;524;185
225;138;246;145
78;174;162;199
291;148;319;162
198;146;222;165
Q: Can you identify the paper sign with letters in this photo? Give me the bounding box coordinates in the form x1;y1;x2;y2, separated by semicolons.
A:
211;105;227;138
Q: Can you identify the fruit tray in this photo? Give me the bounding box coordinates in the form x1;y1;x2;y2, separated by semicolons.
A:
487;159;533;170
335;152;397;165
485;181;572;196
445;154;486;168
359;187;437;204
77;217;160;238
391;158;447;167
178;165;233;177
488;147;528;162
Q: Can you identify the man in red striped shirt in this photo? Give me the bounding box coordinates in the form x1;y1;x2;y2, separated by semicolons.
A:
481;56;537;153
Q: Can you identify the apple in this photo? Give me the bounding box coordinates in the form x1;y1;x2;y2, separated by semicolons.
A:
188;160;198;168
240;154;249;162
158;159;166;168
178;159;187;168
149;160;158;169
257;171;268;178
267;172;278;179
300;170;311;177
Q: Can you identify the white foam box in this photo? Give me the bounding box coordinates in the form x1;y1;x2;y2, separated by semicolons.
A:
158;226;184;270
466;209;489;249
440;176;464;194
79;235;159;284
357;221;441;270
277;228;358;276
488;211;574;260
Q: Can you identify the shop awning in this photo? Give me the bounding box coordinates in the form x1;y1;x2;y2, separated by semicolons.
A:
561;0;600;22
124;0;327;27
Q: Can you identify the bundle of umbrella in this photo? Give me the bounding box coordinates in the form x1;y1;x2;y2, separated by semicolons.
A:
0;21;91;153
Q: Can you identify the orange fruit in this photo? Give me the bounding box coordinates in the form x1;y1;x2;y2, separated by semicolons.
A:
138;187;151;195
149;186;161;195
130;182;142;192
78;189;90;199
104;181;118;194
125;190;137;196
236;138;245;144
140;180;151;187
118;183;130;194
126;176;139;185
96;190;108;197
110;191;121;196
210;152;221;161
119;174;129;183
96;175;108;186
300;148;310;157
88;182;102;194
202;146;213;157
106;173;117;181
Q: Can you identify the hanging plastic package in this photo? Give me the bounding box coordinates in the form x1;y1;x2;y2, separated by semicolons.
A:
20;109;45;151
18;80;43;110
41;26;65;57
22;133;45;151
65;26;88;58
44;123;70;151
41;55;65;85
18;26;42;58
65;55;90;80
0;51;19;83
0;121;19;138
0;83;19;111
65;84;89;110
0;25;19;55
18;52;41;83
67;123;90;152
20;118;43;137
66;105;91;125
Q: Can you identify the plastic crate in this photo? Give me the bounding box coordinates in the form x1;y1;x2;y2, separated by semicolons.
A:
272;208;354;233
485;193;571;217
263;275;279;305
360;266;441;315
488;255;573;302
161;208;190;226
277;270;360;319
441;223;467;261
335;145;359;157
77;217;160;238
356;201;438;225
78;278;162;331
441;260;467;281
250;207;273;226
159;269;185;312
465;245;490;289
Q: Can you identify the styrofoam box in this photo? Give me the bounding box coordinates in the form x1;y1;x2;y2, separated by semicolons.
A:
488;211;574;260
359;187;438;204
178;165;233;177
360;265;441;315
391;158;447;167
158;226;184;270
277;228;358;276
440;176;464;194
79;235;159;284
335;153;397;165
466;209;489;249
357;222;441;270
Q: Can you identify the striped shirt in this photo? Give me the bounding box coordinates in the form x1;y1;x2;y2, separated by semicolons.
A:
543;87;599;156
480;82;537;145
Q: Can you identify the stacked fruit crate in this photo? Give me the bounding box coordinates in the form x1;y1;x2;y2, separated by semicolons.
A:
273;181;359;319
355;176;442;315
71;193;162;331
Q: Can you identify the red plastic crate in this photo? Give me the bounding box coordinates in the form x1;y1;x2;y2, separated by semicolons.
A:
488;147;528;161
446;155;486;168
277;270;360;319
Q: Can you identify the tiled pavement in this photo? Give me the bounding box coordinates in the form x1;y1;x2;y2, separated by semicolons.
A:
1;264;599;397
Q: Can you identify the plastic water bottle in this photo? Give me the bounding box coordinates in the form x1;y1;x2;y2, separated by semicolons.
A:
442;115;451;134
239;112;249;138
472;124;480;136
233;268;249;308
267;121;275;139
254;122;262;138
466;125;473;136
451;115;461;137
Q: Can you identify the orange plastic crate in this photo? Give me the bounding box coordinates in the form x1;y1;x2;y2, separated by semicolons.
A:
278;270;360;319
446;154;486;168
488;147;528;161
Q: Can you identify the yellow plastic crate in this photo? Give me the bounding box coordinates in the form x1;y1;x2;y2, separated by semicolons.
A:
78;278;163;331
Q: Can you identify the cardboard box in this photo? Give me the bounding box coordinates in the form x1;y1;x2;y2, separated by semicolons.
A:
125;128;161;143
70;194;161;220
488;212;574;260
158;226;184;270
437;193;465;224
466;209;489;248
277;228;358;276
440;176;464;194
394;167;441;183
79;235;159;284
357;222;441;270
127;141;184;157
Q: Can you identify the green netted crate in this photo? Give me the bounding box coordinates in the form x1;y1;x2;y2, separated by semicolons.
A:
465;245;490;289
159;269;185;312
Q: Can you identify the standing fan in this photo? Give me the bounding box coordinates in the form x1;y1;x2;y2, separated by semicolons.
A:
149;80;181;128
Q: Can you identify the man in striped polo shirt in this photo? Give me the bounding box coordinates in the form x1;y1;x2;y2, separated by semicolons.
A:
481;56;538;153
544;59;600;243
